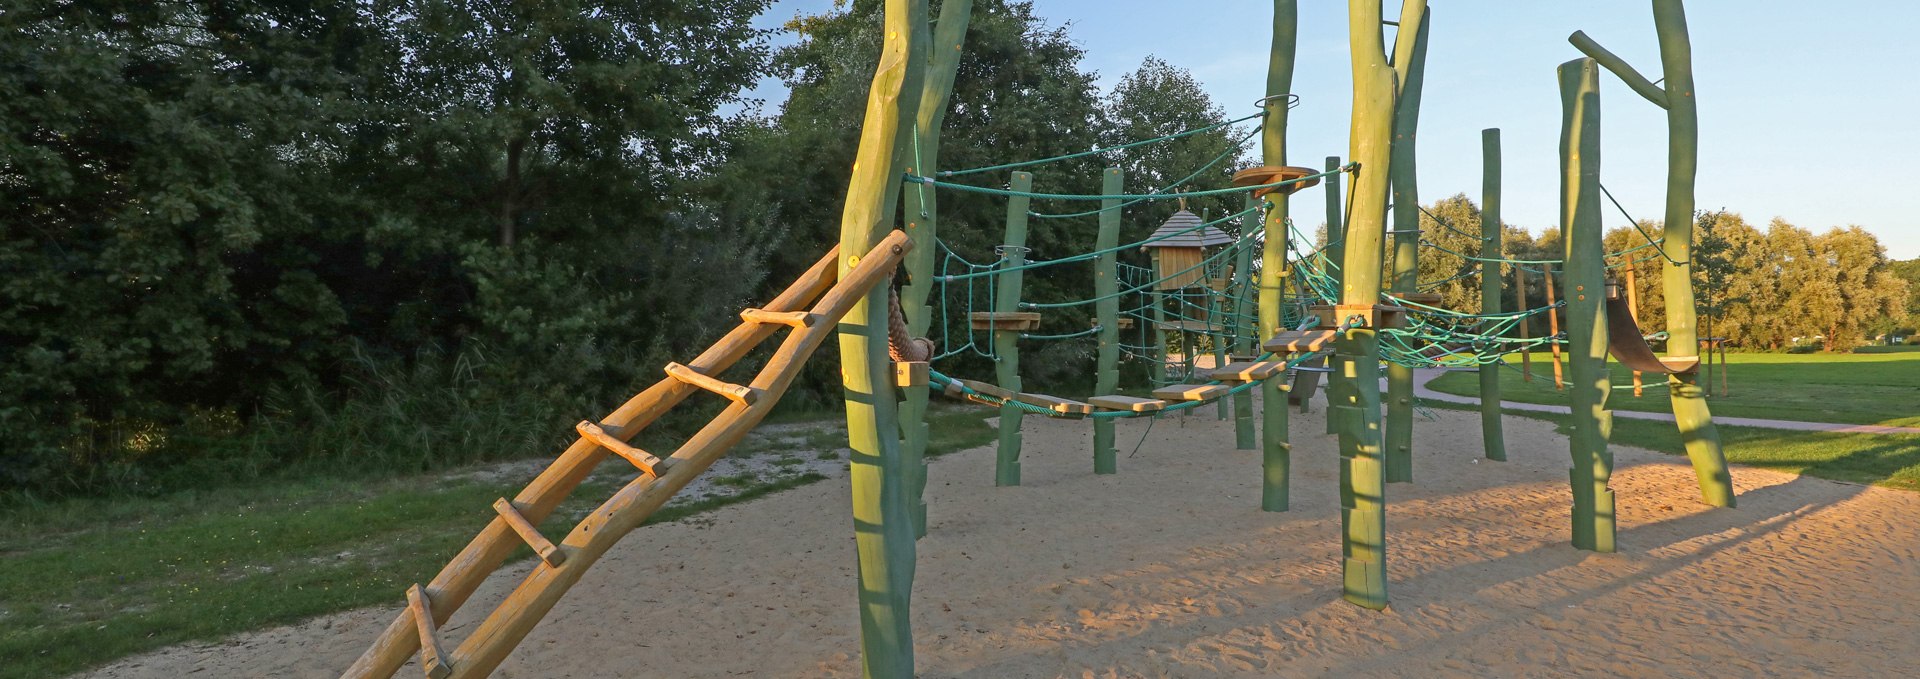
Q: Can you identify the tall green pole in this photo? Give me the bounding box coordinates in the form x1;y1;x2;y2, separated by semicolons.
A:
1383;7;1431;485
1257;0;1298;512
992;172;1033;487
1320;154;1343;433
1569;0;1733;508
836;0;923;674
1333;0;1406;610
1558;58;1615;553
1092;167;1124;474
1232;200;1258;450
898;0;974;539
1478;128;1508;462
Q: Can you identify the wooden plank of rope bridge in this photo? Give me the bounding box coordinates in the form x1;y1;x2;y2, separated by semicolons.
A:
1088;395;1167;413
1153;383;1231;402
574;421;667;477
955;378;1015;400
406;584;453;679
1014;392;1094;417
665;362;760;405
491;499;565;567
967;311;1041;331
1211;360;1289;383
1263;329;1337;354
740;308;818;328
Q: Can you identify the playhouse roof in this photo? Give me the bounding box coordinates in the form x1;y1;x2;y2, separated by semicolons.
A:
1142;210;1234;249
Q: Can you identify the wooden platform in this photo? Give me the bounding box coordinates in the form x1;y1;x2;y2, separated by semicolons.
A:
1263;329;1337;354
1210;361;1289;383
1152;384;1231;401
1087;395;1167;413
969;311;1042;331
1231;165;1321;197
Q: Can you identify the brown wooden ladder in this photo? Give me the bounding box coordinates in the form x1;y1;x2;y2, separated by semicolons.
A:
340;231;912;679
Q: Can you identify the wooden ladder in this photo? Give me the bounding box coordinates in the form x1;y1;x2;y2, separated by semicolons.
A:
341;231;912;679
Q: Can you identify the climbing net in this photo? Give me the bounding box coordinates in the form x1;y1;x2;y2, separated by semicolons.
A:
904;103;1667;415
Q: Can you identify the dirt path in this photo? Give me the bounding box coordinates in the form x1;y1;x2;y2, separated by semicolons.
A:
84;399;1920;678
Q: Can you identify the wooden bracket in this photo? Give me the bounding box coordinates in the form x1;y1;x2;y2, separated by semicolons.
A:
893;361;928;388
574;420;667;476
740;308;818;328
406;584;453;679
492;498;565;567
1308;303;1407;329
665;362;760;405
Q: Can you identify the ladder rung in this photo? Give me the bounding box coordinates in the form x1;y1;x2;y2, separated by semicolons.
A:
740;308;818;328
665;362;759;405
492;498;566;567
406;584;453;679
575;420;668;476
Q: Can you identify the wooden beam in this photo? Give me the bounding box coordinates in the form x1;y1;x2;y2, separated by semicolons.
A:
664;362;759;406
491;499;565;567
406;584;453;679
740;308;818;328
574;421;666;477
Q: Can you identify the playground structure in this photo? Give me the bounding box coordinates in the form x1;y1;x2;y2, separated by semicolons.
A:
340;2;1740;678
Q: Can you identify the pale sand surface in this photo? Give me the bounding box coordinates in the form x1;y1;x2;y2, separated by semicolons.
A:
84;402;1920;678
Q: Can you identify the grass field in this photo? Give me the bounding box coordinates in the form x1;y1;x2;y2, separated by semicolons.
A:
1427;348;1920;428
0;406;996;679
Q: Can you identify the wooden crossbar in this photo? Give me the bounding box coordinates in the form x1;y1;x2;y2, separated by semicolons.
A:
574;421;666;477
665;362;759;405
491;499;565;567
1211;361;1287;382
1088;395;1166;412
1264;329;1337;354
406;585;453;679
1153;384;1230;402
740;308;818;328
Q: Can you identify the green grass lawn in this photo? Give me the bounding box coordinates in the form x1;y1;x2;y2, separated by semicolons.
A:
1427;350;1920;427
0;406;996;679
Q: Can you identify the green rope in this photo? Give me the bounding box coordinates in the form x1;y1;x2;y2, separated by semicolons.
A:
907;165;1349;202
938;111;1264;178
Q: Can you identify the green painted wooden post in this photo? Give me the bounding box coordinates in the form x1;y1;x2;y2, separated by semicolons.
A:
1559;58;1615;553
1320;154;1343;432
1257;0;1298;512
898;0;975;540
1479;128;1508;462
1211;287;1231;420
1149;254;1167;386
1569;0;1733;508
1093;167;1124;474
1232;200;1258;450
993;172;1033;487
836;0;924;674
1332;0;1410;611
1383;7;1430;485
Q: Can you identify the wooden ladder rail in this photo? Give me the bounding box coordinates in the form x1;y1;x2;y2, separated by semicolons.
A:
341;232;911;679
342;241;849;679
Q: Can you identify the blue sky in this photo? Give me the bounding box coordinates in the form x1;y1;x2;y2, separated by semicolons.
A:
752;1;1919;259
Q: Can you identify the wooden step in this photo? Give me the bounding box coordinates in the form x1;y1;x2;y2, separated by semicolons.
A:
492;498;565;567
955;378;1016;400
1263;329;1337;354
739;308;818;328
1013;392;1094;417
574;420;668;476
406;584;453;679
1088;395;1167;413
1152;384;1230;402
968;311;1041;331
665;362;759;405
1210;361;1288;382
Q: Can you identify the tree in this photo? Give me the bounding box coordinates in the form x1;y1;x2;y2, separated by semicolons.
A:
1813;226;1908;350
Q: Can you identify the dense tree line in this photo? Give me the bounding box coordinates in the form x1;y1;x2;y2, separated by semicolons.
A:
0;1;1246;493
1399;195;1912;351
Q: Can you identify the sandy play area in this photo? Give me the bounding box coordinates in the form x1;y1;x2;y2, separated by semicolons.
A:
84;400;1920;678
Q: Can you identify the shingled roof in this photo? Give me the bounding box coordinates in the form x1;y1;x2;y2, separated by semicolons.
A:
1141;210;1235;249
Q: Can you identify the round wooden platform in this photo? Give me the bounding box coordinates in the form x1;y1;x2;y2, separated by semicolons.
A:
1231;165;1321;197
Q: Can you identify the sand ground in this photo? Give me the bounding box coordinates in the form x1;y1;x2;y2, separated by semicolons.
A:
84;400;1920;678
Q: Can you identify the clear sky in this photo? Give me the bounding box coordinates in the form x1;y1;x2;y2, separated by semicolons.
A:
751;1;1919;259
